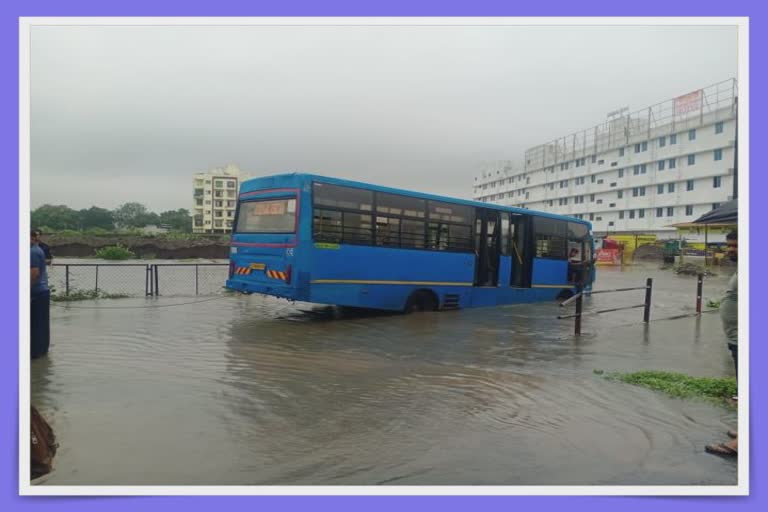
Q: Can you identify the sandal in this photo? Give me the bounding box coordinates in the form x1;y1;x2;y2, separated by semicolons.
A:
705;443;737;458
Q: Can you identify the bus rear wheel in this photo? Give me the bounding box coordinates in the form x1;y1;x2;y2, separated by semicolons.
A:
404;290;438;313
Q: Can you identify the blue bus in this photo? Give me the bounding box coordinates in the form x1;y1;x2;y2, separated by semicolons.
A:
226;173;594;312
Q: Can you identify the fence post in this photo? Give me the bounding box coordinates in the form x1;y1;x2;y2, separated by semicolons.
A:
574;285;583;336
65;265;70;296
696;273;703;314
643;278;653;322
195;265;199;295
154;265;160;296
95;265;99;293
145;265;152;296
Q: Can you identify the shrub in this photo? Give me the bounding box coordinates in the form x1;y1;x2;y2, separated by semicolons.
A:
94;244;135;260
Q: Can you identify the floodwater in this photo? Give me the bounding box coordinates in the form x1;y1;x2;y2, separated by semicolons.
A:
31;262;739;486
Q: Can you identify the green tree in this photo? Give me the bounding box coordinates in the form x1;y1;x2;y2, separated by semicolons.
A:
31;205;80;231
112;202;150;228
78;206;114;231
158;209;193;232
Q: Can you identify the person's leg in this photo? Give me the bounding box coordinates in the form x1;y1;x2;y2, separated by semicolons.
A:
30;296;43;359
728;343;738;378
40;291;50;356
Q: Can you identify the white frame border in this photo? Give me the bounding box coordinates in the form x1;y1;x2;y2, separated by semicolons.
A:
19;16;749;497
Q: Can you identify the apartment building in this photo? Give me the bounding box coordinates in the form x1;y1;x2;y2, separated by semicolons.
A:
473;79;738;240
192;164;242;234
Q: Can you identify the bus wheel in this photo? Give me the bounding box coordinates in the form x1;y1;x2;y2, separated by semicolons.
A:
404;290;438;313
556;289;574;301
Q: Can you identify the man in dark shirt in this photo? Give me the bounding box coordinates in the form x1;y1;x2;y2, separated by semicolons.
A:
31;230;50;359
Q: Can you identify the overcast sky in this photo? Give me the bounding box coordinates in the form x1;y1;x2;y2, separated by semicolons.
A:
30;23;737;212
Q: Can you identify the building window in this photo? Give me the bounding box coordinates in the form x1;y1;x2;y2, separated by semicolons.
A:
632;188;638;197
633;165;639;176
656;208;664;217
714;149;723;161
629;210;635;219
641;164;647;174
712;202;721;210
590;194;595;202
618;190;623;199
618;169;624;178
549;183;554;190
608;221;615;227
687;179;694;191
608;202;615;207
688;154;696;165
642;141;648;151
658;160;665;171
619;147;625;157
657;184;664;194
668;183;675;193
670;133;677;145
715;121;724;134
591;155;597;163
667;207;674;217
688;129;696;141
634;143;641;153
548;200;553;207
597;199;604;204
685;205;694;216
669;158;677;169
591;174;596;183
639;209;645;218
619;211;624;219
713;176;722;188
659;136;666;147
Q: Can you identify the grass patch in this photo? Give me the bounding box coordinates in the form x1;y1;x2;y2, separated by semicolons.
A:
51;288;133;302
596;370;736;406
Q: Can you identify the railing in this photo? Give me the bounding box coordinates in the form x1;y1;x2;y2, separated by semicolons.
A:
49;263;229;298
558;279;653;336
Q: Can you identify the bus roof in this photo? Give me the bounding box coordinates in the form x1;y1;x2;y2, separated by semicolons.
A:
241;173;592;228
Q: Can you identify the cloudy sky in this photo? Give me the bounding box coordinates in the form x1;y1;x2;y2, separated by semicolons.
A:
30;23;737;212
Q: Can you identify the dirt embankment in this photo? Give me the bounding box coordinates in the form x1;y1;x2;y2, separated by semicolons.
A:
46;235;230;259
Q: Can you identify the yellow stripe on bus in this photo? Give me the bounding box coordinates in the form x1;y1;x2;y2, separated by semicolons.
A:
310;279;473;286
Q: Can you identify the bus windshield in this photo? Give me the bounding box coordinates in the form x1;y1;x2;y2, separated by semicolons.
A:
236;198;297;233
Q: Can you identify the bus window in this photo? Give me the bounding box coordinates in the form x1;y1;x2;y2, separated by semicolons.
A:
377;192;426;218
448;224;472;251
237;199;297;233
376;216;401;247
313;182;373;211
500;212;511;256
342;213;374;245
313;209;342;242
427;223;447;250
533;217;567;259
428;201;473;224
401;219;426;249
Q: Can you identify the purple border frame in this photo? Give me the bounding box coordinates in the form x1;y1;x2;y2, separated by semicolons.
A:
3;1;762;510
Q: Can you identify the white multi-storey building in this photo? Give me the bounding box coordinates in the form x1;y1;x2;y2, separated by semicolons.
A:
192;164;242;234
473;79;738;240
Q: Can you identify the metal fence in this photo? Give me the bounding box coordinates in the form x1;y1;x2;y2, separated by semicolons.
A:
48;263;229;298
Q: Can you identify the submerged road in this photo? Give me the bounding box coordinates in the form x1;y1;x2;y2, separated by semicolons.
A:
32;263;738;485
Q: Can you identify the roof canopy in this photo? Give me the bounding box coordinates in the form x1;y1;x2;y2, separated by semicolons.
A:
691;199;738;225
